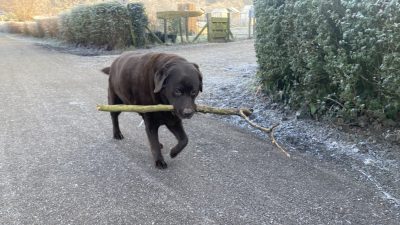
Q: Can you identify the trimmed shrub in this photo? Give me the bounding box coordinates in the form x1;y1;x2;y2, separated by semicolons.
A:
3;17;59;38
255;0;400;125
35;17;59;38
5;21;24;34
22;22;40;37
59;12;73;42
127;3;148;47
59;2;132;49
0;23;6;33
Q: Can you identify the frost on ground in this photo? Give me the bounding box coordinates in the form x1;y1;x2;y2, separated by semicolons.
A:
20;34;400;208
197;62;400;208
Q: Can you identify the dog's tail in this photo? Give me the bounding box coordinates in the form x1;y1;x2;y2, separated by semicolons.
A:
101;67;111;75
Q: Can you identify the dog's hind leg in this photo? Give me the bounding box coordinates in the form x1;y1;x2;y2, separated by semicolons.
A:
166;120;188;158
108;88;124;140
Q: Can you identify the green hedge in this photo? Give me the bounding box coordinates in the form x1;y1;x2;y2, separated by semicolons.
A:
2;18;59;38
4;21;24;33
1;3;149;49
23;22;41;37
59;2;133;49
127;3;148;47
255;0;400;125
35;17;59;38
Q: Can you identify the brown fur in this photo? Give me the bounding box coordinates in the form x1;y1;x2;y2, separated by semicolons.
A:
102;52;202;169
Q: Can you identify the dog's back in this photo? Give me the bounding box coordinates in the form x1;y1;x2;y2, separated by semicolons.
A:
103;52;188;105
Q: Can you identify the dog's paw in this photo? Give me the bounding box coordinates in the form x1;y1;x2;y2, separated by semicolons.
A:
113;132;124;140
155;160;168;169
170;150;179;158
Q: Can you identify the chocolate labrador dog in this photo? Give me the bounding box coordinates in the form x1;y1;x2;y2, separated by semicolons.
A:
102;52;202;169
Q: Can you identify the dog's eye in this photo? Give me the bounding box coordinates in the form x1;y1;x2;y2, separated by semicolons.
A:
190;90;197;97
174;89;182;96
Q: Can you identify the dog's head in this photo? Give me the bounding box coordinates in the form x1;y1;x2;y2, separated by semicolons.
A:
154;62;203;119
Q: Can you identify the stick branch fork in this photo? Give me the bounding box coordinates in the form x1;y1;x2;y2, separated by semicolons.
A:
96;104;290;157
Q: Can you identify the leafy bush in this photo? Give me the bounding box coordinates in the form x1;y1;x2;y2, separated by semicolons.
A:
1;3;149;50
22;22;40;37
2;19;57;38
35;17;59;38
0;23;6;33
5;21;24;33
59;2;132;49
255;0;400;125
58;13;73;42
127;3;148;47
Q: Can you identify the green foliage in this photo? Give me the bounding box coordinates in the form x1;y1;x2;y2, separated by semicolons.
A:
59;2;132;49
127;3;148;47
23;22;41;37
35;17;59;38
4;21;24;34
255;0;400;125
2;17;59;38
2;2;151;50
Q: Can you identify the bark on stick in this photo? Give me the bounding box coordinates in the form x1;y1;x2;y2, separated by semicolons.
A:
96;104;289;157
96;104;252;117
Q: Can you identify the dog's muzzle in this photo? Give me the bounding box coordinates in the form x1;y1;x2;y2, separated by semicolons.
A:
181;108;195;119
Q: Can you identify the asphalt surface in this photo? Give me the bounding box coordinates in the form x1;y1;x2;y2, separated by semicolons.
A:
0;33;399;224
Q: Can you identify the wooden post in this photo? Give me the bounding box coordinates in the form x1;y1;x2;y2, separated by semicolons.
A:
179;17;184;43
227;12;231;41
145;26;163;44
206;13;211;42
185;12;189;42
248;10;252;39
192;23;208;43
163;18;167;43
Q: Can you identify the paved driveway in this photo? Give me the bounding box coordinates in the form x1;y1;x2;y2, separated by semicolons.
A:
0;33;398;224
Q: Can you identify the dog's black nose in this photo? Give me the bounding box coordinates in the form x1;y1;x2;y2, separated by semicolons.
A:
182;108;194;118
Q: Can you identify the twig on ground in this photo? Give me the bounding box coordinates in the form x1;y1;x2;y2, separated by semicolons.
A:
325;97;346;109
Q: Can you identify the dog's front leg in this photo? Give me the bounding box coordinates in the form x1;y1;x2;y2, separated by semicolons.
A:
144;118;167;169
166;120;188;158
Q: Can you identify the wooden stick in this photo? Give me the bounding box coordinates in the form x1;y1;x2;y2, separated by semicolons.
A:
96;104;289;157
96;104;252;117
192;23;208;43
97;104;174;113
239;110;290;158
197;105;252;117
270;126;291;158
238;109;276;133
145;26;164;44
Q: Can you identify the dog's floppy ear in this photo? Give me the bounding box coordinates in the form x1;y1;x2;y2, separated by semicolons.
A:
193;63;203;92
154;67;169;93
